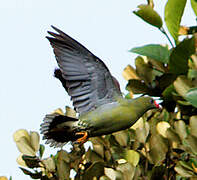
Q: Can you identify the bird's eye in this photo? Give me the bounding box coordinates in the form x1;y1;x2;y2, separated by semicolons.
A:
150;99;154;104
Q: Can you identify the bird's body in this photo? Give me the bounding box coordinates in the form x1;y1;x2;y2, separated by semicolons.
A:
41;26;159;147
79;97;155;137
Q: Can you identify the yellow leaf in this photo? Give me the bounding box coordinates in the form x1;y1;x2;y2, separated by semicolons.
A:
42;157;56;172
125;150;140;166
15;137;35;156
131;118;144;130
52;108;64;115
13;129;30;142
16;154;28;167
178;26;189;35
156;121;170;138
0;177;8;180
30;131;40;152
122;65;139;80
65;106;76;118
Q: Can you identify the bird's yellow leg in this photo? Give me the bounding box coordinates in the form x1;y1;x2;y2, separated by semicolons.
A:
75;131;88;144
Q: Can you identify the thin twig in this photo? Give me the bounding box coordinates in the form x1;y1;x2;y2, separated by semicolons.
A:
160;27;174;48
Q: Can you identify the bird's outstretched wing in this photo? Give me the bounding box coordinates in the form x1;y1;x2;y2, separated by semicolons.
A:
46;26;122;115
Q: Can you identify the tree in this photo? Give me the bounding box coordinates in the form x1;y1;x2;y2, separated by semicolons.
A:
13;0;197;179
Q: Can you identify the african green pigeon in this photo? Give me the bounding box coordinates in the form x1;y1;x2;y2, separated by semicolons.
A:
40;26;160;147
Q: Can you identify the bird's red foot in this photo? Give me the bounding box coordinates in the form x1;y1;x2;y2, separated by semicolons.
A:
75;131;88;144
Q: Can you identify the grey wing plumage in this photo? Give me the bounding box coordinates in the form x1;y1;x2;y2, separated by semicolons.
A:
46;26;122;115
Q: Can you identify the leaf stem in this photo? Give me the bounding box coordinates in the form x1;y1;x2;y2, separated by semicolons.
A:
160;27;174;48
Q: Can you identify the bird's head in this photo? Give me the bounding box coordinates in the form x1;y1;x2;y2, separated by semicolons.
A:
132;96;162;110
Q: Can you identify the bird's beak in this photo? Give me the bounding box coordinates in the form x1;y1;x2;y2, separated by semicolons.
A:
154;100;162;109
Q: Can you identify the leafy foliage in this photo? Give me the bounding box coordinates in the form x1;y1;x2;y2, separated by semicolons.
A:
13;0;197;179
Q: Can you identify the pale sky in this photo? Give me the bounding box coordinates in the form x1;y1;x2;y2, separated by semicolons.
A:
0;0;195;179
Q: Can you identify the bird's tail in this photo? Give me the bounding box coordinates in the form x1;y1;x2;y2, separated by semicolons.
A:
40;113;80;147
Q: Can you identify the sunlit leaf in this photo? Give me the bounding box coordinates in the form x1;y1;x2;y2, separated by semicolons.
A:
57;150;70;180
130;44;170;63
174;120;187;140
185;88;197;108
117;162;136;180
156;121;170;138
179;26;190;35
65;106;76;118
85;148;104;164
133;4;162;28
184;135;197;154
100;175;111;180
42;157;56;172
30;131;40;152
0;177;8;180
52;108;64;115
190;116;197;138
175;162;194;177
164;0;187;42
125;150;140;167
13;129;30;142
16;154;28;167
188;69;197;80
104;168;123;180
191;0;197;16
122;65;139;80
135;122;150;144
173;75;193;97
149;134;168;165
15;137;36;156
113;131;129;147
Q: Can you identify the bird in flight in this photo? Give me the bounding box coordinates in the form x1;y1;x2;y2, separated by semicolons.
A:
40;26;160;147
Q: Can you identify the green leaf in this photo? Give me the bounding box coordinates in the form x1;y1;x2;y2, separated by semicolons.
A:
124;150;140;167
151;166;166;180
130;44;170;63
173;75;193;97
175;162;194;177
133;4;163;28
116;163;136;180
113;130;129;147
57;150;70;180
104;168;123;180
190;116;197;138
126;79;151;94
30;131;40;152
42;157;56;172
162;84;174;99
39;144;45;158
148;134;168;165
166;128;181;145
135;56;155;84
188;69;197;80
185;88;197;108
191;0;197;16
82;162;105;179
184;135;197;155
169;37;196;74
174;120;187;140
135;122;150;144
164;0;187;42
